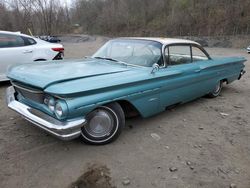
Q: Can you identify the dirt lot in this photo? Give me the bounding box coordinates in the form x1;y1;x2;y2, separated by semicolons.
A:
0;37;250;188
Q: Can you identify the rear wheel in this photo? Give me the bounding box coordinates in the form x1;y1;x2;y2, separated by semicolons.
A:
81;102;125;145
207;80;223;98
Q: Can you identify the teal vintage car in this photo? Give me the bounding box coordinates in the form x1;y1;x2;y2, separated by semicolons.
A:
6;38;246;144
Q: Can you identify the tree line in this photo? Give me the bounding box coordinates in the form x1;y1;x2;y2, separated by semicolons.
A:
1;0;250;36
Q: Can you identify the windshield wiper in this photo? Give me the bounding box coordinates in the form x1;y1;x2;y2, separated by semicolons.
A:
93;56;130;66
94;56;119;62
93;56;143;67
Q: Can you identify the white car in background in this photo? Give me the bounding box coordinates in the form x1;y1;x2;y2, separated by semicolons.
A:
0;31;64;81
247;45;250;53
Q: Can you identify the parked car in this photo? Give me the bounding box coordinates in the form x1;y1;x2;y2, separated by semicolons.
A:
38;35;61;43
0;31;64;81
247;45;250;53
6;38;246;144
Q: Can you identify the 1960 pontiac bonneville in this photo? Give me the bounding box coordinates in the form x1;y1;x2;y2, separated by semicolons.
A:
6;38;246;144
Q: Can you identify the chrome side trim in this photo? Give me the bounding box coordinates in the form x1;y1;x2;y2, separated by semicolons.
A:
6;86;86;140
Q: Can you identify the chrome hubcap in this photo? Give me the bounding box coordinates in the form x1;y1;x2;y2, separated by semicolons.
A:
84;109;114;138
214;82;221;93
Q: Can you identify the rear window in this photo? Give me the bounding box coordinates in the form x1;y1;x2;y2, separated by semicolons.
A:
0;33;25;48
22;36;37;46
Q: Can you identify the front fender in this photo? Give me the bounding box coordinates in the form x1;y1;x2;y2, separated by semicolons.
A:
64;83;161;119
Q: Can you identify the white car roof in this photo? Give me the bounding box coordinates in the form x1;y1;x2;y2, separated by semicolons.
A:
117;37;200;46
0;30;35;38
0;30;63;47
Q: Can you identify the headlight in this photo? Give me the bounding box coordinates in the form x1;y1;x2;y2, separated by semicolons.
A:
44;96;68;119
48;98;55;112
54;100;68;119
55;102;63;117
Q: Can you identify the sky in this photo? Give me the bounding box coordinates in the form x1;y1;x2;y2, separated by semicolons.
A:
60;0;73;7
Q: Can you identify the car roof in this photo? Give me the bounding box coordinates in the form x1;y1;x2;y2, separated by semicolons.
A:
116;37;200;46
0;30;34;38
0;30;63;46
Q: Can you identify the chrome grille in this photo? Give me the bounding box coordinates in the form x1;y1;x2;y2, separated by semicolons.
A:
12;82;44;103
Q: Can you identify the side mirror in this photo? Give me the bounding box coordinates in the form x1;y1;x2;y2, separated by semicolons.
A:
151;63;160;74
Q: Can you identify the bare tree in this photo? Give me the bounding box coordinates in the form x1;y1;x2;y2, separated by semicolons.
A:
1;0;250;36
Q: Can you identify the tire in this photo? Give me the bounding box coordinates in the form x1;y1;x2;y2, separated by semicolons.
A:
81;102;125;145
207;80;223;98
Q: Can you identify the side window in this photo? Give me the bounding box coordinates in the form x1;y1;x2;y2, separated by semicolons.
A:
192;46;209;61
22;37;37;46
0;34;25;48
166;45;192;65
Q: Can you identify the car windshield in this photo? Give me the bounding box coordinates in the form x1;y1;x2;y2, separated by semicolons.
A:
92;39;163;67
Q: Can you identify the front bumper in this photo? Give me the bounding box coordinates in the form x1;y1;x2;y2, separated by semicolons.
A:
238;70;246;80
6;86;86;140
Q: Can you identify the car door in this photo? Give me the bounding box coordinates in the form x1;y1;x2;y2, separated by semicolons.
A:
155;44;205;110
190;45;217;94
0;33;34;80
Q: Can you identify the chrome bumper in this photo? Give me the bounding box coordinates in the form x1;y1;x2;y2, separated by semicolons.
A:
238;70;246;80
6;86;86;140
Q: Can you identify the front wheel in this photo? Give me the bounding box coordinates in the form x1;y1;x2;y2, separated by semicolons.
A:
207;80;223;98
81;102;125;145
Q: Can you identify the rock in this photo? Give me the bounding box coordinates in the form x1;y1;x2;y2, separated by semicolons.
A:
164;145;170;149
169;167;178;172
151;133;161;141
10;117;14;120
122;177;131;186
189;166;194;170
233;105;243;109
230;183;237;188
186;161;191;166
207;138;213;142
199;126;204;130
198;144;202;148
220;112;229;117
183;119;187;122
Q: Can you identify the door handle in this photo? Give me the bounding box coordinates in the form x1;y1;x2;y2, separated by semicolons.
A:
23;50;33;53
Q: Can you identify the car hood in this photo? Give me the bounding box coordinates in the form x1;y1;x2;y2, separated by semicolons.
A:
7;58;132;89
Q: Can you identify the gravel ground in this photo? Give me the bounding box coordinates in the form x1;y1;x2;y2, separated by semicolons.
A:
0;37;250;188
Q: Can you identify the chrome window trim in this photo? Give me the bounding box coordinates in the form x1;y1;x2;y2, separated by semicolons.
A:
105;38;164;68
162;43;211;68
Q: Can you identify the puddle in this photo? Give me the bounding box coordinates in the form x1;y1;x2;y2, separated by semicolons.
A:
69;163;116;188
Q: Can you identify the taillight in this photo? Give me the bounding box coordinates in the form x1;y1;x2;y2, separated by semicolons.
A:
52;47;64;52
